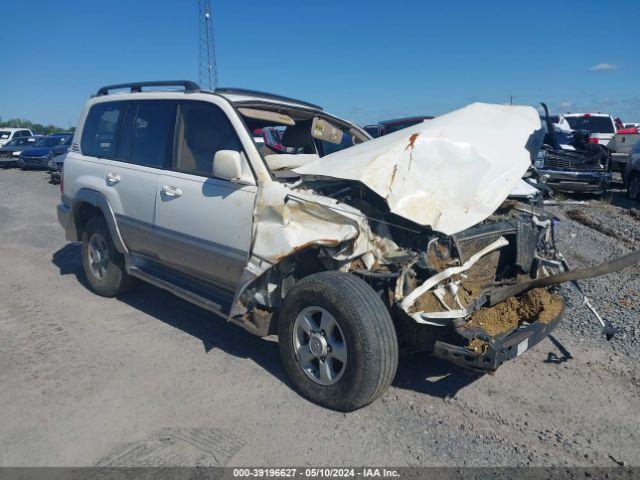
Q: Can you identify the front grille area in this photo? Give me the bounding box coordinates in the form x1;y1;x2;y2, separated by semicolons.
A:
543;151;605;171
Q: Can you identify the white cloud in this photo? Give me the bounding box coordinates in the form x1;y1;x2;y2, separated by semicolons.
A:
559;101;572;109
589;63;620;72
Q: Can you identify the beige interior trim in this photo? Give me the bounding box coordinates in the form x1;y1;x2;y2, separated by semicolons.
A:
238;108;295;126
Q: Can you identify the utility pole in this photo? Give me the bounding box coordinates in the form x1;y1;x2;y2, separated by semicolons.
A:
198;0;218;90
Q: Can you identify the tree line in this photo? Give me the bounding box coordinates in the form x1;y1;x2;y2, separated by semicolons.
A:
0;117;74;135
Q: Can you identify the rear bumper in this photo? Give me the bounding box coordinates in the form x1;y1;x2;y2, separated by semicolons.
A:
433;305;564;371
539;169;611;193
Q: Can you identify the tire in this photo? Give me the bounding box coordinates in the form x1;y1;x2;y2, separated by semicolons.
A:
81;216;136;297
628;173;640;201
278;271;398;411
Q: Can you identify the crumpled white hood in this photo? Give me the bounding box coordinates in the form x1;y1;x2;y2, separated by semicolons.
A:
295;103;541;235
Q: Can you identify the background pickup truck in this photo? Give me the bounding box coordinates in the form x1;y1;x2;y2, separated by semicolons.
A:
608;128;640;173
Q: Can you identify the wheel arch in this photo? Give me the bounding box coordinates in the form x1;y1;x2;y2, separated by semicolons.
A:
69;189;128;254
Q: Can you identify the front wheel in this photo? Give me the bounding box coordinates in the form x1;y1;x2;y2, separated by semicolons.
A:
278;271;398;411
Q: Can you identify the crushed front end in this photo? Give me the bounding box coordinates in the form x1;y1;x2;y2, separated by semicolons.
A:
385;202;566;371
231;102;633;372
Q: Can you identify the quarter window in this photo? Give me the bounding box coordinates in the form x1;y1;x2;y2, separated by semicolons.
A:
81;102;125;158
173;101;242;177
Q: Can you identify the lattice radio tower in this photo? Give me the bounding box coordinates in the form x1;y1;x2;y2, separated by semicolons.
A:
198;0;218;90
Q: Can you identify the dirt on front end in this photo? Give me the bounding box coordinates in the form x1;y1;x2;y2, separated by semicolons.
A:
465;288;564;337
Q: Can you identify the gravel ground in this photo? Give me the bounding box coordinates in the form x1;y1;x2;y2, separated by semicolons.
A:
1;168;639;467
545;179;640;362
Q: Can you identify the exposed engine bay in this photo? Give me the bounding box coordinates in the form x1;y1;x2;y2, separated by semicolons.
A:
238;177;568;368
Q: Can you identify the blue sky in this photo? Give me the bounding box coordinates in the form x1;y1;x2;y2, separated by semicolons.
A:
1;0;638;127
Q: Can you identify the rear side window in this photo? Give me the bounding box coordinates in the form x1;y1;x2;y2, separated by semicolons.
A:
81;102;125;158
173;101;242;177
129;101;177;168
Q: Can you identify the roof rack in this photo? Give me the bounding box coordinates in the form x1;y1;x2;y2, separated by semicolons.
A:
96;80;200;96
214;87;323;111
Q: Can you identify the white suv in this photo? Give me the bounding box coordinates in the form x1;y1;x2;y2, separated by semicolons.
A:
0;127;34;147
58;81;624;410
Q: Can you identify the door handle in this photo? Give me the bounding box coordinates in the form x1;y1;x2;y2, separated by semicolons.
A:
161;185;183;198
106;172;121;185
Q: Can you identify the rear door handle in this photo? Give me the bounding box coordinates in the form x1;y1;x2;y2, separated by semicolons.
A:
106;172;121;185
161;185;183;198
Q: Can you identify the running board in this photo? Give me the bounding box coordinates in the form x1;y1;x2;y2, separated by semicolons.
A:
126;266;227;319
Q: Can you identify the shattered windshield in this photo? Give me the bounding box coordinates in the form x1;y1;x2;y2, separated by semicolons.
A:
238;105;367;174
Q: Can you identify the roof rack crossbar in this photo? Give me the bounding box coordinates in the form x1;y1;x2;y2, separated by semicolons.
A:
214;87;323;111
96;80;200;96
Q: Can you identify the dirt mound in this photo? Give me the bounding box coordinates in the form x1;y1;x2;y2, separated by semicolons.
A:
409;290;443;313
466;288;564;337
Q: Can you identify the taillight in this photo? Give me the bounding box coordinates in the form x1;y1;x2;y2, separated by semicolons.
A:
589;137;599;144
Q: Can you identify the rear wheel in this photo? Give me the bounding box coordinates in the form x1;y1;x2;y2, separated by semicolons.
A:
628;173;640;201
81;216;136;297
278;271;398;411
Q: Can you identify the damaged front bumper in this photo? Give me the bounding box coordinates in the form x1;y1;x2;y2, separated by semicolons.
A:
539;169;611;194
434;302;564;371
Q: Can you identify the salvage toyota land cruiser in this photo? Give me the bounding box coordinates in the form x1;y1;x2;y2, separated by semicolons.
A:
57;81;638;411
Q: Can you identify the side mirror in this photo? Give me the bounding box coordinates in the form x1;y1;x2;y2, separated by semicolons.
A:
213;150;242;181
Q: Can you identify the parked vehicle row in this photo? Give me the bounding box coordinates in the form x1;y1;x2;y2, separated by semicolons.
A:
0;135;41;166
52;80;639;411
0;132;73;184
17;133;72;169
